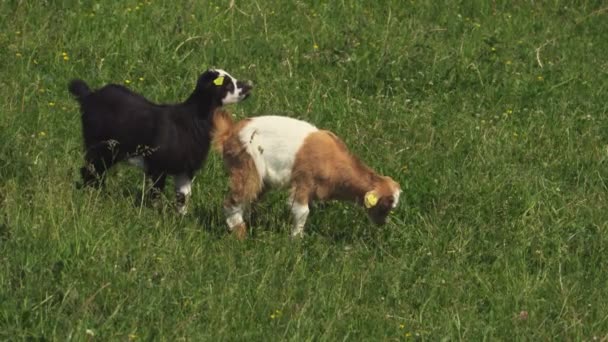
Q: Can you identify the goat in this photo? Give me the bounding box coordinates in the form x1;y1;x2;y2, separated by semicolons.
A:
68;69;252;214
212;111;401;239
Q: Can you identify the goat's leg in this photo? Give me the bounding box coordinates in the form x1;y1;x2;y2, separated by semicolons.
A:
224;197;247;240
80;147;114;188
174;173;192;215
147;170;166;201
288;188;310;238
223;169;262;240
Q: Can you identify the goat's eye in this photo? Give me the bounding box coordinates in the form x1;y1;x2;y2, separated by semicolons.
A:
226;82;234;91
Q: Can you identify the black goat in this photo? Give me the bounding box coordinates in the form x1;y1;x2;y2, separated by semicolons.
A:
68;69;252;213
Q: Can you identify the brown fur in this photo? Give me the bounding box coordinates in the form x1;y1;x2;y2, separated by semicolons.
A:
212;110;261;238
292;131;399;224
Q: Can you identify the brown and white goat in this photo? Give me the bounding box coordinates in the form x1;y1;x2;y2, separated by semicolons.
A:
212;111;401;239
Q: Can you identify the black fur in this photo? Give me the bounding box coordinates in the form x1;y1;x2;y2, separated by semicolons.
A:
69;69;252;209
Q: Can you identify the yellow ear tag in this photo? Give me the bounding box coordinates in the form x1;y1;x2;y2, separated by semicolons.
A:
213;76;224;86
364;192;379;208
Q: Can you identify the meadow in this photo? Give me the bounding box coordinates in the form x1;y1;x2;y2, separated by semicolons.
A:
1;0;608;340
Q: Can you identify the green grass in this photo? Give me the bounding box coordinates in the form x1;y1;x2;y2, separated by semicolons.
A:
1;0;608;340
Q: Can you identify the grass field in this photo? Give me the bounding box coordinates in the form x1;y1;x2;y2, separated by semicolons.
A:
1;0;608;340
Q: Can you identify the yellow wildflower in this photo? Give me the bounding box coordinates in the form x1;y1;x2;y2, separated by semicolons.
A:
505;60;512;65
15;52;22;57
270;309;282;319
537;75;544;81
313;43;319;50
48;102;55;106
125;79;132;84
139;77;144;81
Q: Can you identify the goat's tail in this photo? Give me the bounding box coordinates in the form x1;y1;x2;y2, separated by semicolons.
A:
212;109;235;154
68;79;92;102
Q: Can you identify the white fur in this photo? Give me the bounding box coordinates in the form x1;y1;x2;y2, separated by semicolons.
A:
174;173;192;215
392;189;401;208
238;116;318;187
214;69;249;105
225;205;244;229
290;202;309;238
174;173;192;197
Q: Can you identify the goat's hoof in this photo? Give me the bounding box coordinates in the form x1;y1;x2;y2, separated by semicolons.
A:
231;223;247;241
290;231;305;240
176;205;188;215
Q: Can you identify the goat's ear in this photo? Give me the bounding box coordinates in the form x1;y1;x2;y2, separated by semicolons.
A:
364;191;379;208
197;70;221;87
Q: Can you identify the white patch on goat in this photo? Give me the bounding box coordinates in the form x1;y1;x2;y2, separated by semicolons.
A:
392;189;401;208
224;205;244;229
290;202;309;238
127;157;146;170
214;69;249;105
238;116;318;187
174;173;192;215
174;173;192;197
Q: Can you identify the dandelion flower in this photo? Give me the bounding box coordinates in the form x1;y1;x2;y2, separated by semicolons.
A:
313;43;319;50
125;79;132;84
63;55;70;61
48;102;55;106
62;52;68;56
139;77;144;81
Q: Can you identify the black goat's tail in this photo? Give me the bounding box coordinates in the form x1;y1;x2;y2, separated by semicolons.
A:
68;79;92;102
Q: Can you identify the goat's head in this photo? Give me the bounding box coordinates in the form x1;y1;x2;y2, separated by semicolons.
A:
364;176;401;225
196;69;253;106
